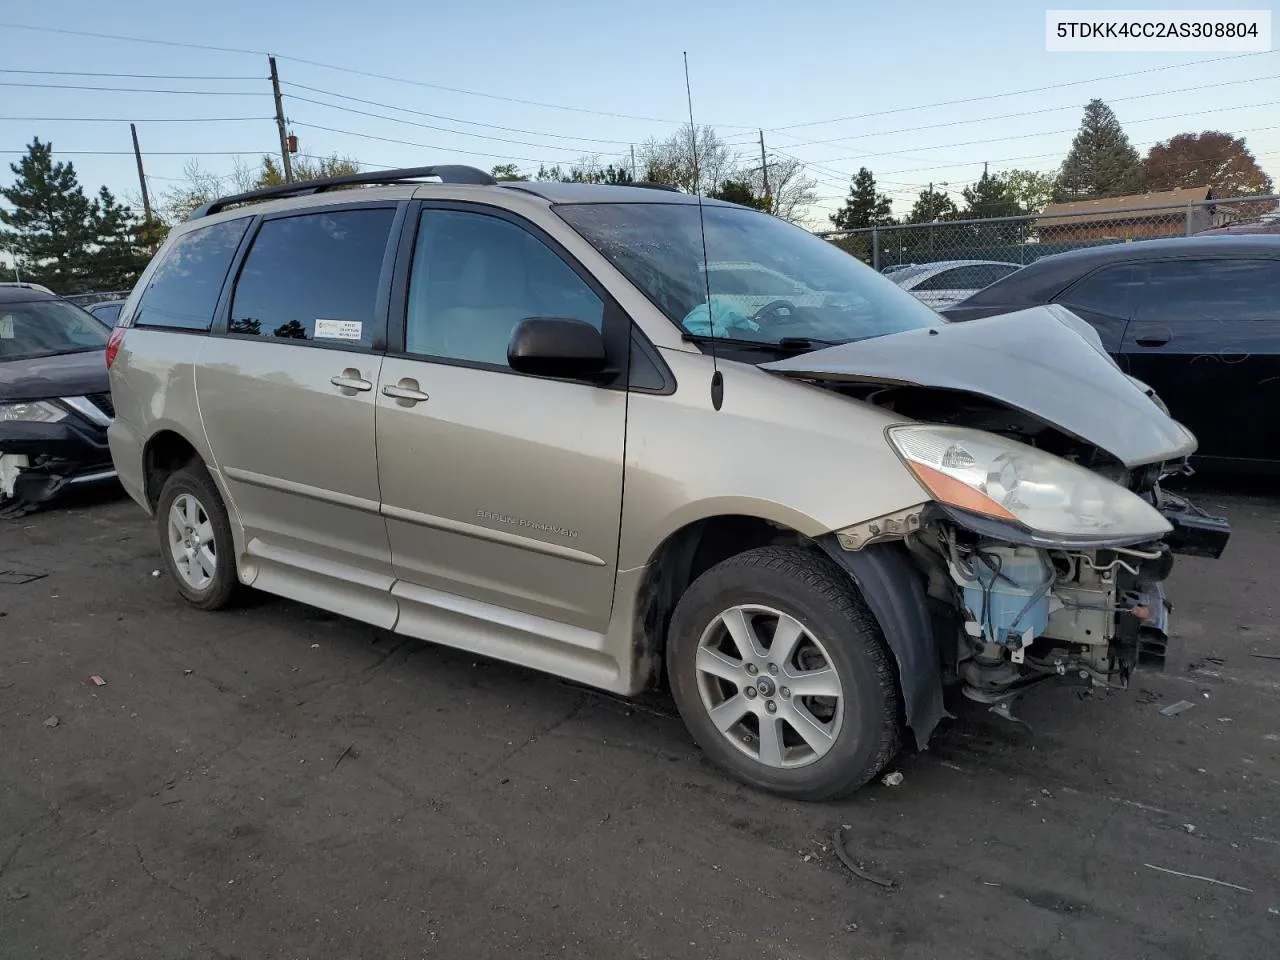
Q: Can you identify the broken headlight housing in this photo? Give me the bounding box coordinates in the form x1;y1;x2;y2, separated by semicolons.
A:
888;424;1171;543
0;400;67;423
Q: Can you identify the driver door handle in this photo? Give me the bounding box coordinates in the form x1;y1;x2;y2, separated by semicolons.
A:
382;378;430;404
1134;335;1170;348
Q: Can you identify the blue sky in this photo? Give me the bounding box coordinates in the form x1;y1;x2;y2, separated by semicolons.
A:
1;0;1277;226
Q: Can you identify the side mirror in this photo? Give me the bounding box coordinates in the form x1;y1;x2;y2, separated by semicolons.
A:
507;317;609;379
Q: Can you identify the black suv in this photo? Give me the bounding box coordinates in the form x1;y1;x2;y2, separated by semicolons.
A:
0;285;117;515
943;236;1280;473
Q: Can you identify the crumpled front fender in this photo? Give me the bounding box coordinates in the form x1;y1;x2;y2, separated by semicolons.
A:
818;536;950;749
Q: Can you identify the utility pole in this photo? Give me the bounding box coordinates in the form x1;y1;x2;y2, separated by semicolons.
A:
129;123;153;223
758;129;771;208
268;56;294;183
630;144;636;181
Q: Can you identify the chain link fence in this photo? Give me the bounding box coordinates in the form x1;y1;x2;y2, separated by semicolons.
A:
818;194;1280;273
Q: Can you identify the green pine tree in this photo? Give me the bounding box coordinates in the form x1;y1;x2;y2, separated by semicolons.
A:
906;185;957;224
829;167;894;230
84;186;151;291
1053;99;1143;201
0;138;99;293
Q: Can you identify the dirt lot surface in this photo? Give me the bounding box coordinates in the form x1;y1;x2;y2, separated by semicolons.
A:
1;483;1277;960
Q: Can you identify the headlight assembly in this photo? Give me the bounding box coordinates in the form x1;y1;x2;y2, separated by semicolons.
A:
0;400;67;424
888;424;1171;543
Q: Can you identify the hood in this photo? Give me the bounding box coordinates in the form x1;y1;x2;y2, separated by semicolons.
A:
762;304;1196;468
0;348;109;402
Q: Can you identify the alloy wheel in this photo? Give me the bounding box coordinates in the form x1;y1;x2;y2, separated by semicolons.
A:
694;604;844;769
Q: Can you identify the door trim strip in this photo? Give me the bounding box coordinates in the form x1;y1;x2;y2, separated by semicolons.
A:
223;466;381;514
381;503;606;567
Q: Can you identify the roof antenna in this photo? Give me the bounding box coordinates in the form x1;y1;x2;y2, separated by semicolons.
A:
683;51;723;412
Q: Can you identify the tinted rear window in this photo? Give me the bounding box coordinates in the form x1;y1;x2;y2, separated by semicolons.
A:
1136;258;1280;322
133;218;250;331
228;209;395;347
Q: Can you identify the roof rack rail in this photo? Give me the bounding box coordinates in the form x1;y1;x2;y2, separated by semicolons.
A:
188;165;498;220
629;181;681;192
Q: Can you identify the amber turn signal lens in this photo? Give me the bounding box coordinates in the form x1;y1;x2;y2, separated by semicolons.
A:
907;460;1017;521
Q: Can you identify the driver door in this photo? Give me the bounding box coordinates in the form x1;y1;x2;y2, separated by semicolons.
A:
375;205;631;636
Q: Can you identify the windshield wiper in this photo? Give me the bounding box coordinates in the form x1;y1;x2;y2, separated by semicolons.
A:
682;333;840;352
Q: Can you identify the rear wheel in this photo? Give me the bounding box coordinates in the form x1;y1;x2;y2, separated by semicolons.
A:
156;464;241;610
667;545;900;800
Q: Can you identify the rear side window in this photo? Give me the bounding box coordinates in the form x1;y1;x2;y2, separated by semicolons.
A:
1055;263;1144;318
133;218;250;331
1135;259;1280;322
228;208;396;348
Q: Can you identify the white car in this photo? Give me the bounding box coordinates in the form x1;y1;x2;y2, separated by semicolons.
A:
889;260;1021;309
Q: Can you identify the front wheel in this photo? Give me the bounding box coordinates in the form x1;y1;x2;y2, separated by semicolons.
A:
156;464;241;610
667;545;901;800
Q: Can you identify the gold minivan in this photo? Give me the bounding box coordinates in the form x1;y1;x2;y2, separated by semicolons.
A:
106;166;1229;800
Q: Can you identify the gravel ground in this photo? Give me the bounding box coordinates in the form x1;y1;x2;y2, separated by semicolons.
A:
1;482;1277;960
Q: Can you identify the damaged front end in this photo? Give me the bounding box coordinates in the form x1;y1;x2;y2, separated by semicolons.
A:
0;395;117;517
767;305;1230;739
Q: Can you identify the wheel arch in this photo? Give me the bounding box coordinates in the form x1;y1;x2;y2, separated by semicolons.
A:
626;511;949;751
141;424;208;510
627;511;816;696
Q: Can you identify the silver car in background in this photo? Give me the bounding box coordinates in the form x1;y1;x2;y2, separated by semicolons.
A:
889;259;1021;309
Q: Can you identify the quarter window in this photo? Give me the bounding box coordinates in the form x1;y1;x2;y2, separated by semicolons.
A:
405;210;603;366
133;218;250;331
228;208;395;347
1056;263;1144;318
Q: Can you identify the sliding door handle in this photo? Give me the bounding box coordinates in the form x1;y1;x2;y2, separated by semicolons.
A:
382;378;429;404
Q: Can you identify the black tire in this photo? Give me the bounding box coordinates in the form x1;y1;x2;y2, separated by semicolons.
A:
666;545;901;801
155;463;242;610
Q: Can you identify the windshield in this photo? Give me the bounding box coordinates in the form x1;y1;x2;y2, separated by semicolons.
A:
0;298;110;362
554;202;943;346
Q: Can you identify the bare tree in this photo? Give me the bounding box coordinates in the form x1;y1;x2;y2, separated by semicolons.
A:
639;124;739;195
156;160;227;224
744;155;818;225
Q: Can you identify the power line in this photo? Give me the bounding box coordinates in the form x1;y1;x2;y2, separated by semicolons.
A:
0;81;267;96
0;68;261;80
743;50;1276;135
0;116;273;123
288;120;610;166
0;21;729;128
815;99;1280;166
281;82;635;145
867;123;1280;179
0;149;264;156
284;94;622;155
776;73;1280;151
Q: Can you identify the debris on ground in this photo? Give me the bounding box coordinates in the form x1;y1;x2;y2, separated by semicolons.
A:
1182;824;1196;834
183;669;193;676
42;715;59;728
1144;863;1253;892
310;643;320;649
150;570;160;578
881;771;904;787
1250;653;1280;661
1159;700;1195;717
832;828;895;890
6;888;29;901
89;675;106;687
